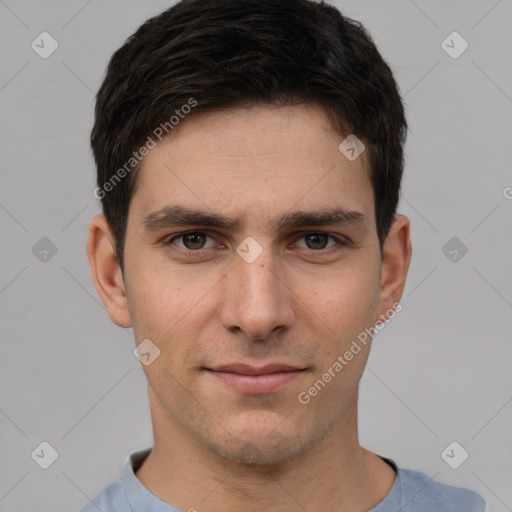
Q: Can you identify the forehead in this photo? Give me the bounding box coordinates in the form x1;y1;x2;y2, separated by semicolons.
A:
130;104;375;230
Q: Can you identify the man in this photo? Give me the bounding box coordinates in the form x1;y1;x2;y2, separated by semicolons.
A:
82;0;487;510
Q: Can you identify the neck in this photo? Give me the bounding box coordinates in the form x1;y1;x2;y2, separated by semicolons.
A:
135;389;396;512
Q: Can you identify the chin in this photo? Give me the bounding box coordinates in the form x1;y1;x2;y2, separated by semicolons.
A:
217;439;304;466
201;422;326;467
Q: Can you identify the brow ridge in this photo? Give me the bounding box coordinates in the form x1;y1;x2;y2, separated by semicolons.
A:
142;204;367;232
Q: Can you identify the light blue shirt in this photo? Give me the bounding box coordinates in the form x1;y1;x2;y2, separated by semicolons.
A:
78;448;486;511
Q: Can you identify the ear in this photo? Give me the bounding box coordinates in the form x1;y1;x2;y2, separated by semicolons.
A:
87;215;132;328
377;214;412;319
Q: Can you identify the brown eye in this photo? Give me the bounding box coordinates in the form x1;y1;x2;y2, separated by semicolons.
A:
303;233;330;250
181;232;207;250
165;231;217;252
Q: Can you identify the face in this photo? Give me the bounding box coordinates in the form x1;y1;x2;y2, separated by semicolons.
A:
98;104;407;466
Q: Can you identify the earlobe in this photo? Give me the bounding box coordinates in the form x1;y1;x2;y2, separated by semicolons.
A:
87;215;132;328
378;214;412;319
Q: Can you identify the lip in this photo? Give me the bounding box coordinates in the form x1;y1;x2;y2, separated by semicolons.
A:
205;363;307;394
210;363;304;375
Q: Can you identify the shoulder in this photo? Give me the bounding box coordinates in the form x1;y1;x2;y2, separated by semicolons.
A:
399;467;487;512
77;480;129;512
77;448;154;512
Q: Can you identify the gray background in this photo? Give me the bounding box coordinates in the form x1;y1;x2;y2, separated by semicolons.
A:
1;1;511;511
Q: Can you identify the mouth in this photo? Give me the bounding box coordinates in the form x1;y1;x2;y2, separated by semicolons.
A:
205;363;307;394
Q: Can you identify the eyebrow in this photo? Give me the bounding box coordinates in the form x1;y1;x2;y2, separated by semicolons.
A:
142;204;368;233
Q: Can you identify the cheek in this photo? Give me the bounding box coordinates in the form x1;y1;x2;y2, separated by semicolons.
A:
126;259;224;369
126;262;194;338
299;261;381;341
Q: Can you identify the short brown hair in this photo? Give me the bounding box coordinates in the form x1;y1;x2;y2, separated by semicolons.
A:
91;0;407;272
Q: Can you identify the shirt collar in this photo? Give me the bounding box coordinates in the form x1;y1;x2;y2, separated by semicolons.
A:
121;447;402;511
370;456;402;511
122;447;181;511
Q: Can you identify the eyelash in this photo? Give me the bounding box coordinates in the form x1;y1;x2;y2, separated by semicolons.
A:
161;230;347;258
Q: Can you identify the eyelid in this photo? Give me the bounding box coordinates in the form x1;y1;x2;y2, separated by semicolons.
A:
292;231;347;249
162;229;348;256
164;230;219;250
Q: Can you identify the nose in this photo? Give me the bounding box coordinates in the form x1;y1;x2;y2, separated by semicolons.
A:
219;243;295;341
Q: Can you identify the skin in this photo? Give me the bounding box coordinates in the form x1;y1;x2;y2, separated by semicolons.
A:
87;104;412;512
